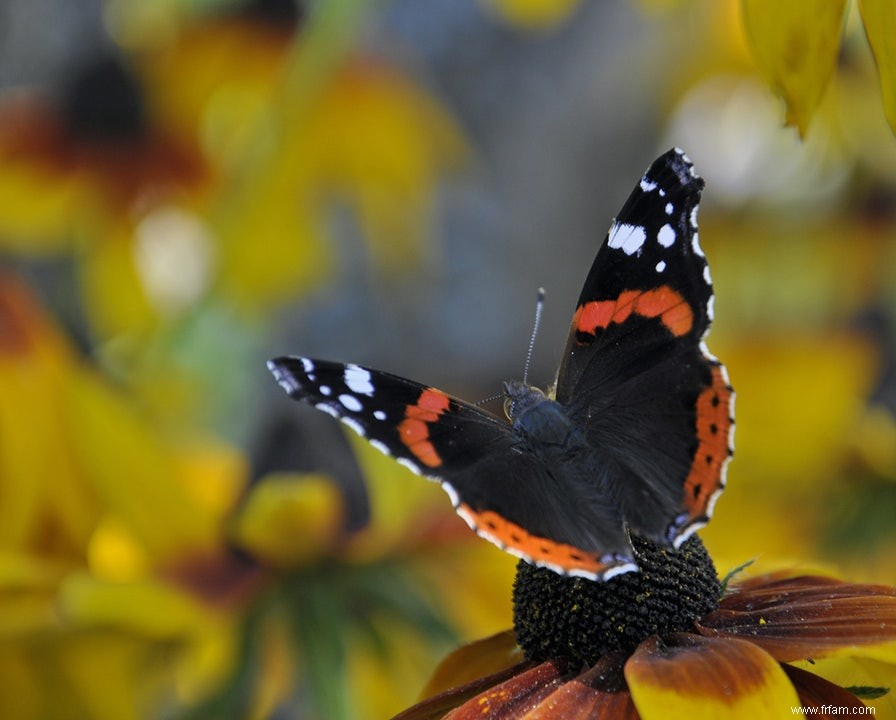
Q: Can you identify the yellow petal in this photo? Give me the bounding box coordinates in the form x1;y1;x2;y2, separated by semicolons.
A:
789;656;896;719
741;0;848;135
216;185;330;307
0;95;91;246
625;633;801;720
350;617;463;720
342;432;452;562
303;63;466;275
52;633;147;720
0;275;96;553
79;221;160;337
478;0;582;28
59;572;209;639
0;648;41;720
65;370;219;561
0;552;61;636
230;472;344;568
858;0;896;135
0;163;85;247
412;540;517;639
87;517;150;582
419;630;523;699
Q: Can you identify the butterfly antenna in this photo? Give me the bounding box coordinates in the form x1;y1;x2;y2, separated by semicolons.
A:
523;288;546;385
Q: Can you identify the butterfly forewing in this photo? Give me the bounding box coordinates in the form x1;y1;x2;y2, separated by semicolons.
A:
554;148;733;546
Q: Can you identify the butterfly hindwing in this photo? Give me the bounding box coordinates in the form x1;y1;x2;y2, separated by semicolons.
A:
267;356;637;579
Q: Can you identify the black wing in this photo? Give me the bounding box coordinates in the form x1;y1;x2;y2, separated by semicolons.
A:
268;356;637;579
554;148;734;546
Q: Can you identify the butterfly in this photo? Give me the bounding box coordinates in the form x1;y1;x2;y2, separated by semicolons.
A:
268;148;734;581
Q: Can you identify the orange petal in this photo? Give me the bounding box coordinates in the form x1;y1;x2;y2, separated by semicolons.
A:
420;630;525;699
526;652;638;720
625;633;800;720
782;664;867;715
696;574;896;662
418;659;571;720
393;659;536;720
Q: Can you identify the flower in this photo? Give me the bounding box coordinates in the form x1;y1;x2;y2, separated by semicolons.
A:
395;535;896;719
741;0;896;136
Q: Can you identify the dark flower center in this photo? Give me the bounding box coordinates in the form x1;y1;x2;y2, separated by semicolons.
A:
513;535;721;666
62;55;146;143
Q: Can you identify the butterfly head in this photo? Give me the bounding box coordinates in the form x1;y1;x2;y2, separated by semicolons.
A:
503;380;548;423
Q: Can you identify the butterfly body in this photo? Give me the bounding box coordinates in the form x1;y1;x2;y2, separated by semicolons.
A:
268;148;734;581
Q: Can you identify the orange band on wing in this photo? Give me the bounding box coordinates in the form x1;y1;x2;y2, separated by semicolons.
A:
683;365;732;518
459;505;612;576
398;388;451;467
573;285;693;341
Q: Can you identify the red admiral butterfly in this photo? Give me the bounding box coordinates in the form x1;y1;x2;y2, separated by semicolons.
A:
268;148;734;581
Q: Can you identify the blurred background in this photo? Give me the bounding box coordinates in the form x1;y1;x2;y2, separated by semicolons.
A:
1;0;895;717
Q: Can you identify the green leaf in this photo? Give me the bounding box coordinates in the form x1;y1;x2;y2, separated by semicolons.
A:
846;685;890;700
720;559;756;593
290;580;354;720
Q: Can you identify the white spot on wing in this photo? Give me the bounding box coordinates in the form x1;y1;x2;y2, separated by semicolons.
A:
301;358;315;373
703;265;712;286
319;385;332;396
315;402;339;419
706;294;715;321
657;224;676;247
595;562;639;580
719;362;732;387
340;416;365;436
270;368;301;395
640;178;658;192
673;523;702;548
675;148;695;170
441;483;460;508
397;457;421;475
344;364;374;396
655;260;666;273
690;206;699;228
699;340;719;362
665;202;673;215
338;394;363;412
607;222;647;255
373;410;386;421
692;232;705;257
369;439;390;456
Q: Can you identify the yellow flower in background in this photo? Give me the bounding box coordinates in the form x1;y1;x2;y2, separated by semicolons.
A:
478;0;583;29
741;0;896;136
0;55;209;252
0;273;254;719
225;433;516;720
0;271;513;720
0;274;235;564
695;219;896;583
0;2;464;337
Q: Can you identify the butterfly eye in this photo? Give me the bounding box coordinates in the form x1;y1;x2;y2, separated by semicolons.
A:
503;396;514;420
